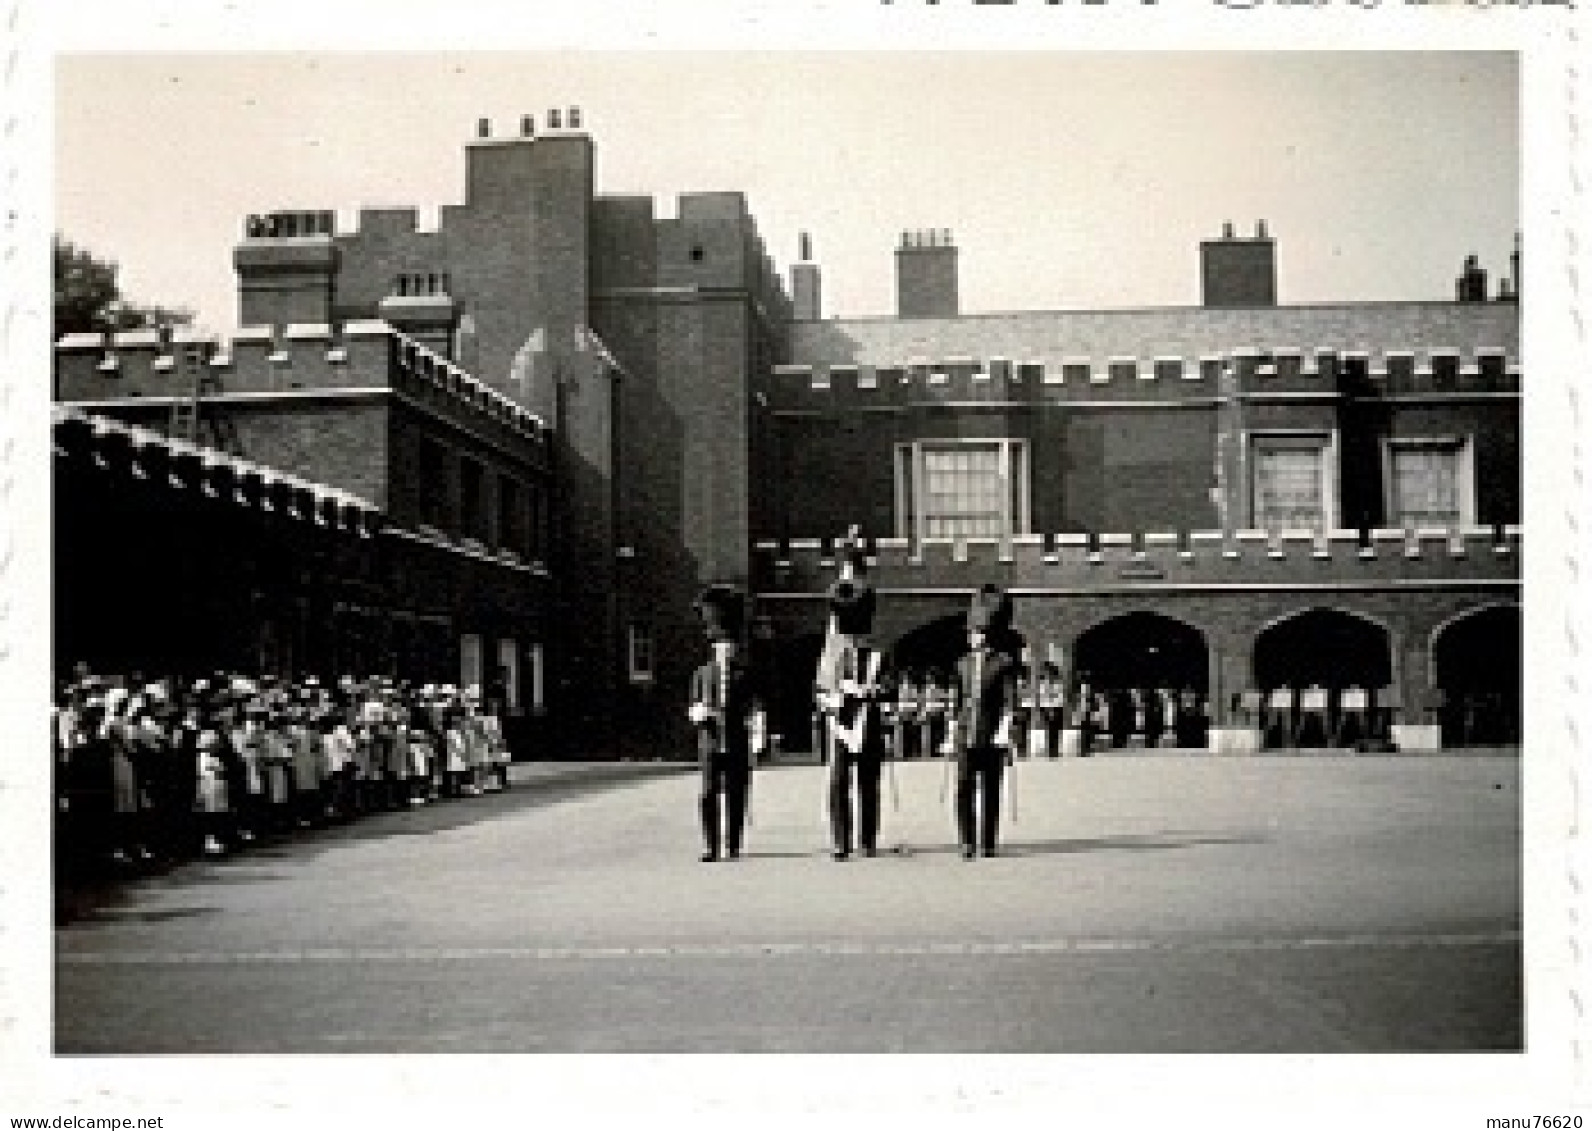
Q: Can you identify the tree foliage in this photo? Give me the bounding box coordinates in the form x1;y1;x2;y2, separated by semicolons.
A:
53;234;194;338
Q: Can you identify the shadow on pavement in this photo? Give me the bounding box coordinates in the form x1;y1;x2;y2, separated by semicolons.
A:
56;763;690;928
865;831;1273;860
994;831;1272;857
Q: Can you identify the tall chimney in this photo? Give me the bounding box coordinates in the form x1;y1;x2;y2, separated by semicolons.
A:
1200;221;1277;308
791;231;822;321
1455;254;1488;303
895;228;959;318
1510;232;1521;302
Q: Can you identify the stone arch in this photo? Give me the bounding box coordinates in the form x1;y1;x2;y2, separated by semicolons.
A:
1073;610;1211;692
1252;607;1394;747
1072;611;1211;750
890;611;968;681
1430;603;1521;746
1253;606;1392;691
1254;602;1393;646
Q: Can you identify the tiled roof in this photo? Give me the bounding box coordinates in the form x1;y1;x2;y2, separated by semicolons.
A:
789;301;1520;370
52;404;381;521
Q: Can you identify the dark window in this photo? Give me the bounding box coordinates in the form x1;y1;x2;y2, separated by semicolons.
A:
418;439;449;529
527;486;546;564
460;458;486;543
498;475;524;555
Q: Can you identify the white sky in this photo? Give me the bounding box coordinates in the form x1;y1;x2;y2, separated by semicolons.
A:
55;51;1518;336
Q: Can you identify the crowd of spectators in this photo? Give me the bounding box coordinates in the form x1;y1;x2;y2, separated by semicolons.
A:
53;666;513;880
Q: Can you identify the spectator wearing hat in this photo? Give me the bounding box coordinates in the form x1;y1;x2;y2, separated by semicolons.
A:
321;705;357;820
54;679;96;876
441;692;470;798
191;687;233;856
102;687;149;866
949;584;1021;859
125;687;175;863
461;686;488;797
476;697;509;793
688;584;767;862
261;702;295;833
65;685;116;873
406;723;436;805
286;698;323;829
229;689;269;843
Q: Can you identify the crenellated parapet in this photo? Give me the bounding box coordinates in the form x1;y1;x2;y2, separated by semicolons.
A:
753;524;1522;594
55;321;548;452
760;345;1521;411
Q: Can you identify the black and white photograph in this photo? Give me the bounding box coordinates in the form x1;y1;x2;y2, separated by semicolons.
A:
3;2;1586;1126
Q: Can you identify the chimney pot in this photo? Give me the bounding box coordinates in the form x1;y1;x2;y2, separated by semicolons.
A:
548;108;562;129
477;117;491;139
520;114;535;137
1256;219;1268;239
568;106;582;129
799;231;812;262
1222;221;1235;239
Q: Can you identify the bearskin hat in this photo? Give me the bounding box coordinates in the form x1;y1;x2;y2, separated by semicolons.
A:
966;583;1013;635
694;583;747;643
825;575;877;637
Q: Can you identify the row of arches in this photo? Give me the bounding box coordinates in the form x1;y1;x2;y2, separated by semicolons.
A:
771;604;1520;752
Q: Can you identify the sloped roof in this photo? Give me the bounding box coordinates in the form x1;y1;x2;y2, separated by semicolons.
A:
788;301;1520;370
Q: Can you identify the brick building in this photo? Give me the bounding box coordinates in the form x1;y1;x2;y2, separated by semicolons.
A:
53;115;1521;756
753;224;1522;753
55;111;788;757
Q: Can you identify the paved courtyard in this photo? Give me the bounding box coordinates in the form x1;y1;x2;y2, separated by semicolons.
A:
54;755;1521;1053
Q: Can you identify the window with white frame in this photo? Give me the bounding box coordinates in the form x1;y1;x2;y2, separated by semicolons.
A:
628;623;655;684
894;439;1029;542
1385;437;1473;528
1250;433;1334;531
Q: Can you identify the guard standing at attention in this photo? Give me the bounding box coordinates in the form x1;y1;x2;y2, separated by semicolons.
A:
813;532;892;861
949;584;1021;860
688;584;767;863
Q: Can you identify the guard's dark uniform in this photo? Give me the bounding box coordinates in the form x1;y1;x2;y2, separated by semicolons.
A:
815;540;892;860
689;585;766;862
950;586;1020;859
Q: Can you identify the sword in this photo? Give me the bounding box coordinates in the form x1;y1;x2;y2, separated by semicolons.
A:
1007;745;1018;825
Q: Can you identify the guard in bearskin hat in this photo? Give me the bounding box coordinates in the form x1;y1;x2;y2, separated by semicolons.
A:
813;529;894;860
687;584;768;862
949;584;1021;859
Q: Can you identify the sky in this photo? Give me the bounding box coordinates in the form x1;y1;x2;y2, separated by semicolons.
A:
55;51;1518;336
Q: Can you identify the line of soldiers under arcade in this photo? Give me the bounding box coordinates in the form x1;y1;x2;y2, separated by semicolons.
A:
831;667;1397;756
